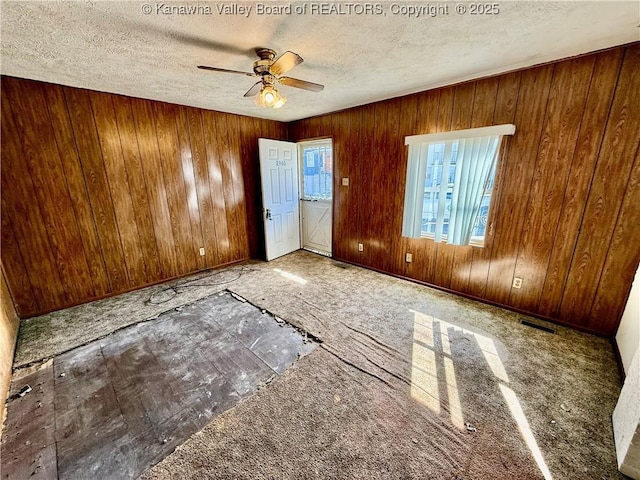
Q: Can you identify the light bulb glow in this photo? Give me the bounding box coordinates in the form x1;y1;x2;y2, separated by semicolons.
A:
273;96;286;109
255;84;286;109
259;85;277;106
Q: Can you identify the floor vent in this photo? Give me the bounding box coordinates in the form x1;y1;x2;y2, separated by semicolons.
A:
520;319;556;334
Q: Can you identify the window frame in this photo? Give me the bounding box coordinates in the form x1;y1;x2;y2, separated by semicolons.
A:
297;138;333;201
402;124;515;247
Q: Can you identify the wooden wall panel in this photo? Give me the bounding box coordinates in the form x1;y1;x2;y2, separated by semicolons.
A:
201;110;233;265
396;95;419;279
484;64;554;305
386;99;403;276
331;110;353;261
510;56;594;312
239;118;260;260
1;89;68;311
91;92;149;287
153;102;197;276
6;80;94;305
559;45;640;333
226;114;250;262
66;87;132;292
370;102;391;271
0;215;37;315
216;113;243;263
290;43;640;335
358;105;377;267
538;49;624;317
343;109;363;261
589;147;640;334
45;85;112;297
111;96;164;281
130;97;180;279
174;106;206;272
188;107;222;266
1;77;285;317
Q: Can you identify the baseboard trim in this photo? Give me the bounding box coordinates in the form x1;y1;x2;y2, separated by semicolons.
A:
612;338;626;382
334;256;613;338
19;258;249;319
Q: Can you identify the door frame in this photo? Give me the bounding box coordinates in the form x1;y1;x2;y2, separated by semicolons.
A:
297;137;334;257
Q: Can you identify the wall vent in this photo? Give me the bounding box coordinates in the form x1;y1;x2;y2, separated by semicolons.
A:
520;319;556;334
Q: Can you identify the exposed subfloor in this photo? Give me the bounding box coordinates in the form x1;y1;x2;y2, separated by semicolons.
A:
5;250;626;479
2;292;315;479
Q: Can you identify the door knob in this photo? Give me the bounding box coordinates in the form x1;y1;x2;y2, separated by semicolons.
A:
266;208;272;220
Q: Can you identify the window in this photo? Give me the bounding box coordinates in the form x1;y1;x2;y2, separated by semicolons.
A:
402;124;516;247
300;140;332;200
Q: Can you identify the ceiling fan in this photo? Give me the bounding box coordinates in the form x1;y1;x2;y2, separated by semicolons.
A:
198;48;324;109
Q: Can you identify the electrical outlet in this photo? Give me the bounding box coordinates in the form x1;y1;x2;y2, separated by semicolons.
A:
405;253;413;263
342;177;349;186
358;243;364;252
199;247;206;256
512;277;523;289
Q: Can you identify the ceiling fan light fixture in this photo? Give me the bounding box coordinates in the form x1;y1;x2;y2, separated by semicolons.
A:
256;84;286;109
198;49;323;109
273;94;287;109
263;86;276;104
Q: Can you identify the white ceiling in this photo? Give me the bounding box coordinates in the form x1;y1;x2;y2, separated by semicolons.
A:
1;1;638;122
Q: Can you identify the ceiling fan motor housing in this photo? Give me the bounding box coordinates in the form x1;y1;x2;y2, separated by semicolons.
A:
253;59;273;75
253;48;277;75
256;48;277;60
262;74;276;86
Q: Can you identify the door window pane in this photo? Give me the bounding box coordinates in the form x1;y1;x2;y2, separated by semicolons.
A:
301;142;332;200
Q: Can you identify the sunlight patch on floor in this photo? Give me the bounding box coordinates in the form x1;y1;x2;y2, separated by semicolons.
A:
475;333;509;383
411;310;462;424
273;268;307;285
410;341;441;414
410;309;553;479
500;384;553;480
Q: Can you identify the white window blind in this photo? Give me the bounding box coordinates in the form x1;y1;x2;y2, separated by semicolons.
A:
402;124;515;246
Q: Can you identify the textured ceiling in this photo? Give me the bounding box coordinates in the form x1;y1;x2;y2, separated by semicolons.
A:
1;1;638;121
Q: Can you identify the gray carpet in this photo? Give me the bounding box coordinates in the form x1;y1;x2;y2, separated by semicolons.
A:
11;251;625;479
144;251;624;479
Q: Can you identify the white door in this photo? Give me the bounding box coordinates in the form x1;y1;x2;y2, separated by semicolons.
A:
299;139;333;256
259;139;300;261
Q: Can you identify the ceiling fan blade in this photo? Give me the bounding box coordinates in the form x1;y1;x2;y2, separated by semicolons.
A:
197;65;255;77
244;81;263;97
269;51;303;76
279;77;324;92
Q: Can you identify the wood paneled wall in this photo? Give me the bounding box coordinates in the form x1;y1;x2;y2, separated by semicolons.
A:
2;45;638;336
1;77;286;317
290;43;640;336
